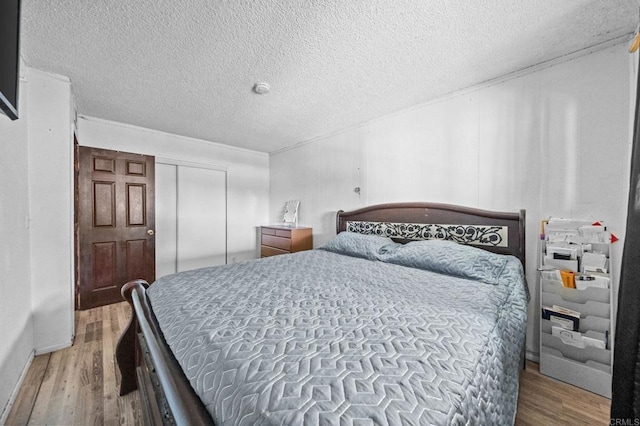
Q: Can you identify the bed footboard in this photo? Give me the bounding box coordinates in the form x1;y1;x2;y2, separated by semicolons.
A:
115;280;145;396
115;280;213;425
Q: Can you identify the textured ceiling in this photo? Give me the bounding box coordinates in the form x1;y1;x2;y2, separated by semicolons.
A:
21;0;638;153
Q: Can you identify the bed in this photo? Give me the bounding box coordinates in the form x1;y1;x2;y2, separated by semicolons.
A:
115;202;527;425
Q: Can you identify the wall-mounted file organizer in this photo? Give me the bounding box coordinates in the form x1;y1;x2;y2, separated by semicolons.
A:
539;218;614;398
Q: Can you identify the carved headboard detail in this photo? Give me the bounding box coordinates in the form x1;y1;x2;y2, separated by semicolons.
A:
346;221;509;247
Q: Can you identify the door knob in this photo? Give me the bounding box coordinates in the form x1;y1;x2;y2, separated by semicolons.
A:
147;229;155;236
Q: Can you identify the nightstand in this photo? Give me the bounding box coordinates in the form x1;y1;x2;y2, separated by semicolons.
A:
260;225;313;257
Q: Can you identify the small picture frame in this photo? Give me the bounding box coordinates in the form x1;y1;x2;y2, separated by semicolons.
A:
282;200;300;226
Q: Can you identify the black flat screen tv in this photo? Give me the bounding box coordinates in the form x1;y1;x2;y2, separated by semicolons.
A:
0;0;21;120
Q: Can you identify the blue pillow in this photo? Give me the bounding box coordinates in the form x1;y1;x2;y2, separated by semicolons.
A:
381;239;508;284
318;232;400;260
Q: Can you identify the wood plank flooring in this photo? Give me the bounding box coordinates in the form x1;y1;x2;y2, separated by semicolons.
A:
5;303;141;425
516;361;611;425
5;302;611;425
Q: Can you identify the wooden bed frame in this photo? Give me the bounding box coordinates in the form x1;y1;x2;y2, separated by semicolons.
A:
336;202;526;266
115;202;526;425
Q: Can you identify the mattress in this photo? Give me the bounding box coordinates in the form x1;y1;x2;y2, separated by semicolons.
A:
147;241;527;425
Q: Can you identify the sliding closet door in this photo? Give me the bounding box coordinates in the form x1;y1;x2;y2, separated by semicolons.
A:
176;166;226;272
156;161;227;278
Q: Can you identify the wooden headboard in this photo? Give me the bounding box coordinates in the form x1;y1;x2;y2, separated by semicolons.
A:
336;202;526;268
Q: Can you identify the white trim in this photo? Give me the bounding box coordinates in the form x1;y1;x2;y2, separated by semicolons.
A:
35;340;72;356
156;157;227;172
69;131;76;341
0;350;35;425
27;66;72;83
271;35;633;156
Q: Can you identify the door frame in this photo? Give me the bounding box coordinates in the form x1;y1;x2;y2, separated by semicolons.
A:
74;137;79;310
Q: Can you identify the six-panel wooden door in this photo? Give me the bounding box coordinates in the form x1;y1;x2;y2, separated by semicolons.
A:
77;147;155;310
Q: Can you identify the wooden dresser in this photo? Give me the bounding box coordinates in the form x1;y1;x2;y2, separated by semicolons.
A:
260;225;313;258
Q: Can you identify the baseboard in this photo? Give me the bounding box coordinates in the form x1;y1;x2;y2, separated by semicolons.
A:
0;350;35;425
526;349;540;363
34;340;72;356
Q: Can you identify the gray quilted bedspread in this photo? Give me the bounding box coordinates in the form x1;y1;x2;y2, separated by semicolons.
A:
147;249;527;425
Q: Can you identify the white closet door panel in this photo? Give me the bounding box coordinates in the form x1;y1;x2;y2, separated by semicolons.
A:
177;167;226;272
155;163;177;278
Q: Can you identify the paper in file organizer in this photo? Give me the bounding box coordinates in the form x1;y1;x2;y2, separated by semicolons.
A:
543;256;578;272
545;218;592;242
543;218;612;274
546;244;579;260
551;326;606;349
575;274;610;290
581;252;608;273
578;225;611;243
545;219;611;245
542;305;580;331
552;326;584;347
540;269;562;282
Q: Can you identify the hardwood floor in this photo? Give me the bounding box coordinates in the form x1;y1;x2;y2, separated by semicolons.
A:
516;361;611;425
5;302;611;425
5;303;141;425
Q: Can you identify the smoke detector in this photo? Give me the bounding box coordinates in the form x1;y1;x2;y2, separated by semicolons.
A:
253;82;270;94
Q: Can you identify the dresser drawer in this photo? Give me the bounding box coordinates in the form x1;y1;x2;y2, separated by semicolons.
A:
261;235;291;251
261;227;276;236
261;245;289;257
275;229;291;238
259;226;312;258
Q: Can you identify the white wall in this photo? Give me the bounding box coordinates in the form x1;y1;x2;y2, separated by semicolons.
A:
77;117;270;263
270;42;633;358
0;66;33;421
27;68;75;354
0;66;74;420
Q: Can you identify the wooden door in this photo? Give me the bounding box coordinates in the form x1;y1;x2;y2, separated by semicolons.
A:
77;147;155;310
